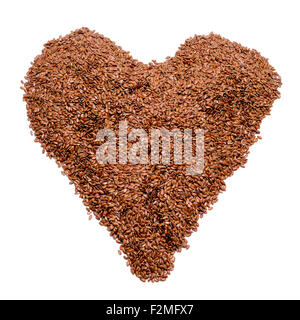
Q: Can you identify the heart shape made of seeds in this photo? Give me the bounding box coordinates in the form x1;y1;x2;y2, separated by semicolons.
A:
22;28;281;282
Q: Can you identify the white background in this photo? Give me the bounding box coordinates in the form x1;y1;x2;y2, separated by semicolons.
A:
0;0;299;300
